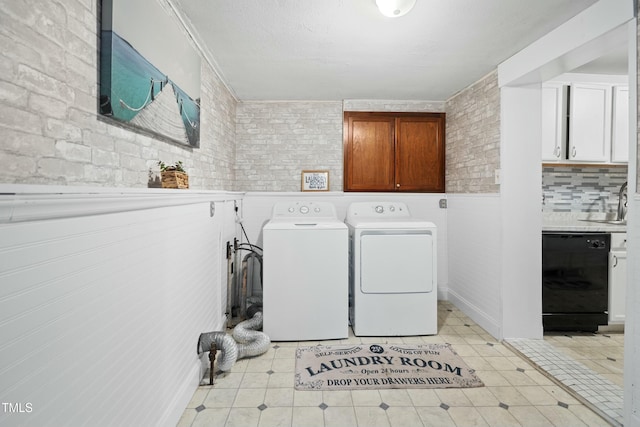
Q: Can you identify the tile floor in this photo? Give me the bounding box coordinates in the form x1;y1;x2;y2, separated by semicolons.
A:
178;302;612;427
545;333;624;388
507;331;624;426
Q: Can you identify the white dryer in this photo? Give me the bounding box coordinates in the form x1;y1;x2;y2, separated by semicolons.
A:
263;201;348;341
345;202;437;336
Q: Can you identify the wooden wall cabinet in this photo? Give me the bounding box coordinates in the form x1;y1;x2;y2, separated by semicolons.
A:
343;112;445;192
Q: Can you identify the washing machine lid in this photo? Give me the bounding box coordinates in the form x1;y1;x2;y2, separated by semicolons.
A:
264;219;347;230
264;201;346;230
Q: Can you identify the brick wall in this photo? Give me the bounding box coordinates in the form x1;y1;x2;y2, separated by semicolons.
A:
343;99;445;112
445;70;501;193
235;101;344;192
234;100;450;192
0;1;236;190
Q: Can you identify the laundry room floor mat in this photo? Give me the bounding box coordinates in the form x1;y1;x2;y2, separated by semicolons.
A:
294;343;484;391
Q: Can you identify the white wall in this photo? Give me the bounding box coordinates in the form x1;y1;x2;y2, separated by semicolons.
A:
446;194;502;338
499;85;543;339
240;192;449;298
624;8;639;423
0;187;241;427
498;0;633;87
624;195;640;426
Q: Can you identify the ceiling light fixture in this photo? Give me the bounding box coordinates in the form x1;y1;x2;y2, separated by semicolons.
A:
375;0;416;18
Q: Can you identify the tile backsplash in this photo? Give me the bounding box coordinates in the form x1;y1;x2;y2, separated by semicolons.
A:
542;166;628;213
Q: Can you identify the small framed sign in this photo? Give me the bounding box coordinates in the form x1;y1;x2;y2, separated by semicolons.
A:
301;170;330;192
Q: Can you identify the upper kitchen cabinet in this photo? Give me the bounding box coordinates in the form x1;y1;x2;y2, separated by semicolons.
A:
611;85;629;163
541;74;629;165
343;112;445;192
541;83;568;161
569;83;612;162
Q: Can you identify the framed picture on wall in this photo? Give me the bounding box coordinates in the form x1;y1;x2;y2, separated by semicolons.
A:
99;0;201;148
301;170;330;192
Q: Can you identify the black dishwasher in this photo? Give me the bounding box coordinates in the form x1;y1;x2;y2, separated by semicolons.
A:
542;232;610;332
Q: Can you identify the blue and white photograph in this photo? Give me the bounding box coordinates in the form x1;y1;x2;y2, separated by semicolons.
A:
100;0;200;147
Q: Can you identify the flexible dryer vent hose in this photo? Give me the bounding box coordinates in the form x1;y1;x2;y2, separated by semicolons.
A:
197;332;237;372
232;312;270;359
197;311;270;372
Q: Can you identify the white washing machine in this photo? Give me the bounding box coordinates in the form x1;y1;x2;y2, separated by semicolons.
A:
263;201;348;341
345;202;437;336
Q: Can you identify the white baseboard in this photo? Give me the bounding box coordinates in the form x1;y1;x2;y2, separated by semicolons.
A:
158;360;203;427
437;285;448;301
447;288;502;339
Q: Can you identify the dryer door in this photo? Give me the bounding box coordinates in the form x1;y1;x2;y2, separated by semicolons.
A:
360;231;433;293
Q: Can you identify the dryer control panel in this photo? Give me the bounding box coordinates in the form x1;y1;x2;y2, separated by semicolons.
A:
346;202;411;221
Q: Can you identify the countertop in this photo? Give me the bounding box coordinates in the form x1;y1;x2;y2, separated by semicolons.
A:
542;212;627;233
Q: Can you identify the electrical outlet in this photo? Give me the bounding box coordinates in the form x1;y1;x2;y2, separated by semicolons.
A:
439;199;447;209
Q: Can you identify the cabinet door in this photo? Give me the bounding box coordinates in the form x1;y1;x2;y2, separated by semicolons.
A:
569;84;611;162
344;113;395;191
395;116;445;192
541;84;567;161
611;85;629;163
608;250;627;323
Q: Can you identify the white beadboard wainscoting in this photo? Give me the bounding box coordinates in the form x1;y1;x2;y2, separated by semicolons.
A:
625;194;640;425
0;186;242;427
446;194;502;339
239;192;449;299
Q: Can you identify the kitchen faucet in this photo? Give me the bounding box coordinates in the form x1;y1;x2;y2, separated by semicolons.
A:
616;181;628;222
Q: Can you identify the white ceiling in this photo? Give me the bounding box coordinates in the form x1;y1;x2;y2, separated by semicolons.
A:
172;0;628;102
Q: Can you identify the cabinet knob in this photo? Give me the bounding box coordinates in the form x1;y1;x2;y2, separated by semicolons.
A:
396;183;400;188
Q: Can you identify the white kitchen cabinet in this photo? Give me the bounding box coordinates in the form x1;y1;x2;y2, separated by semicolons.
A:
608;233;627;324
541;83;567;161
611;85;629;163
568;83;612;162
542;74;628;165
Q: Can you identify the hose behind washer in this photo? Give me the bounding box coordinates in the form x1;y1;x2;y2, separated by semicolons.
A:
232;312;270;359
197;310;270;372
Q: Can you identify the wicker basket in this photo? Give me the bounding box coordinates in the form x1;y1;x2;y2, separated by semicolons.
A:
161;170;189;189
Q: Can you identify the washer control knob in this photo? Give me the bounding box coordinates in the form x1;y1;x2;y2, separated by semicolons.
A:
300;206;309;214
389;205;395;212
288;207;295;213
375;205;384;214
314;207;321;213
